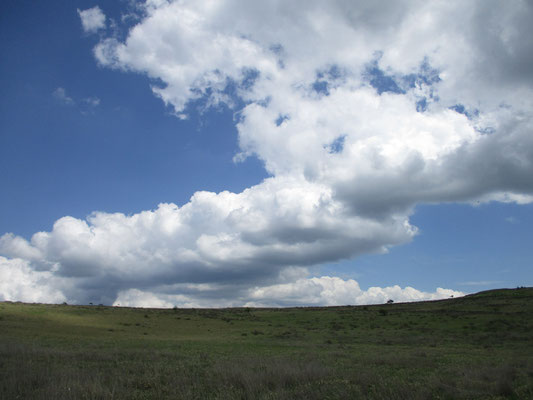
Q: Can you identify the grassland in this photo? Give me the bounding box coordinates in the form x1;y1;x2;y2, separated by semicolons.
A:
1;288;532;399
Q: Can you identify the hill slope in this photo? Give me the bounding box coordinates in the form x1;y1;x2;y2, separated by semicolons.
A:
1;287;532;399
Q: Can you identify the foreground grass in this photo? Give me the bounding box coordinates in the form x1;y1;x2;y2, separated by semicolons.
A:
1;288;532;399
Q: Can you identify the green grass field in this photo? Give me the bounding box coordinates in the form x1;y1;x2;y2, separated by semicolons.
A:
1;288;532;399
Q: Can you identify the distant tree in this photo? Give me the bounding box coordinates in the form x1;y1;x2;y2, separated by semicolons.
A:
387;299;394;304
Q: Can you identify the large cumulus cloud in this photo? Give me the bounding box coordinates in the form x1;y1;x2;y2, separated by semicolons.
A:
0;179;417;304
2;0;532;306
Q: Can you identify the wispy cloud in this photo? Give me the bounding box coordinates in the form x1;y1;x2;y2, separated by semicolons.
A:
52;87;74;105
52;88;100;112
83;96;100;107
458;281;504;286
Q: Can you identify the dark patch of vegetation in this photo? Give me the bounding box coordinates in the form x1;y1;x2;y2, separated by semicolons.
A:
1;287;532;398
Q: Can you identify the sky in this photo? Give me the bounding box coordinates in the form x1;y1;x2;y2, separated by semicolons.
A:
1;0;532;307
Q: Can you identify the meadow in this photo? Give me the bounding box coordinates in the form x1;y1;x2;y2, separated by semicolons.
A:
1;288;532;399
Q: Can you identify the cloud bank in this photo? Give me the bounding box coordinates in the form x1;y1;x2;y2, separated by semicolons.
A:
3;0;533;306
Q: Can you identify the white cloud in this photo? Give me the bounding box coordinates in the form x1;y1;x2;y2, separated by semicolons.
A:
78;6;106;34
92;0;533;210
0;257;66;304
2;0;532;306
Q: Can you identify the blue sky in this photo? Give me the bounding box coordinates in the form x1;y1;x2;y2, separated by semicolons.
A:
1;0;266;235
321;203;533;291
1;1;532;307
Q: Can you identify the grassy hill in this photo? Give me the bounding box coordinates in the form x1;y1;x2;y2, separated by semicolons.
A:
1;287;532;399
